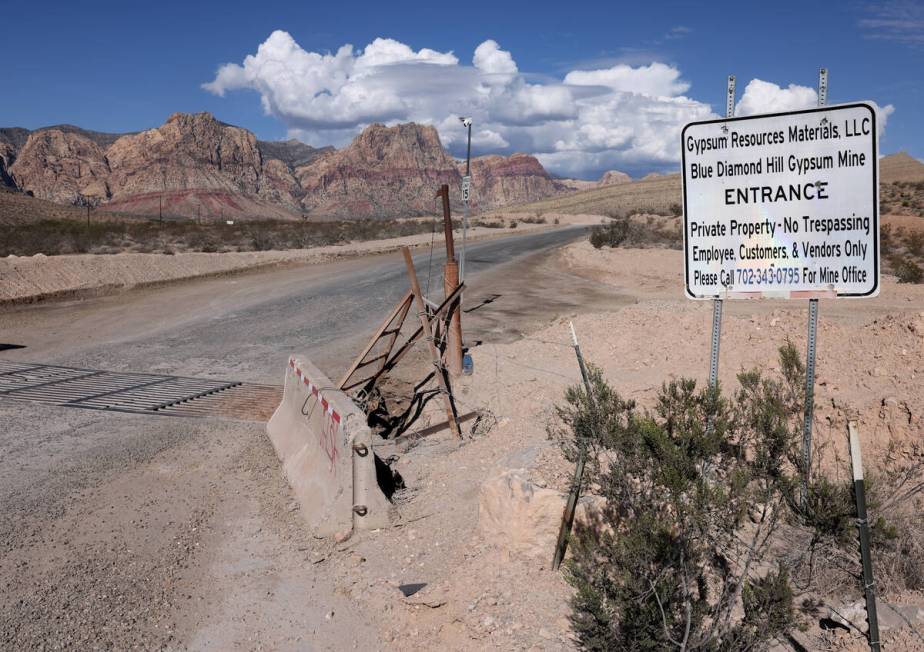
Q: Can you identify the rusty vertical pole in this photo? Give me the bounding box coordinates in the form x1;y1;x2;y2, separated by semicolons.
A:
438;184;463;377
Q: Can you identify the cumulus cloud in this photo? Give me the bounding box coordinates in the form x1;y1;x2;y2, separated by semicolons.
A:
736;78;895;136
735;79;818;116
204;32;893;178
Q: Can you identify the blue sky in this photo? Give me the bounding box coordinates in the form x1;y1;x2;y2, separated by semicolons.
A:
1;0;921;178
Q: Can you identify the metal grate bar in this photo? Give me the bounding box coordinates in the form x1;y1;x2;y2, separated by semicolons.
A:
0;360;280;421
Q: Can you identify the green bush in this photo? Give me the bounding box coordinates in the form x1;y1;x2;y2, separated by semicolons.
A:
551;347;814;650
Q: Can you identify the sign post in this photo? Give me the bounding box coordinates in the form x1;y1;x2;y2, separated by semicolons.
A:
681;70;880;502
708;74;737;392
801;68;828;505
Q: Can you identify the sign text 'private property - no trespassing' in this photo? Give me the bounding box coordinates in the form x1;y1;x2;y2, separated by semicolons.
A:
681;103;879;299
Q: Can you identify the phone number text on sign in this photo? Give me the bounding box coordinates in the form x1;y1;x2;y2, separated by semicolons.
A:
681;103;879;299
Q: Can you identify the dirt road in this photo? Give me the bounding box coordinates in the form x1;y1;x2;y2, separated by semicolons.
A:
0;226;624;650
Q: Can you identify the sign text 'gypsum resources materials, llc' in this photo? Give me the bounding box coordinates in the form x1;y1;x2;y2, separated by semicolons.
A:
681;103;879;299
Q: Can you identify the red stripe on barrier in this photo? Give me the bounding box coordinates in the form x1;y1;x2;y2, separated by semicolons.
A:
290;361;341;426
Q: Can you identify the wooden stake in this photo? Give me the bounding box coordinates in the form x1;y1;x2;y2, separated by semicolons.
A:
402;246;461;438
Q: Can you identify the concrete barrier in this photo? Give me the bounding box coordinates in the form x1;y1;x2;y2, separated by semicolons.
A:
266;355;392;536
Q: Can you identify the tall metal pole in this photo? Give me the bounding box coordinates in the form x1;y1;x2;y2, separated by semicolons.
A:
708;75;735;391
438;184;464;377
847;419;881;651
459;118;473;282
552;321;595;570
801;68;827;506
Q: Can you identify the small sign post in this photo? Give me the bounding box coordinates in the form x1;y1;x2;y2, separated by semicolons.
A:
708;74;736;393
847;419;881;652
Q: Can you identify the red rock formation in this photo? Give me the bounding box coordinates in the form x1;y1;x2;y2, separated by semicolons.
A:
4;115;570;219
464;153;568;211
295;123;461;218
10;130;111;203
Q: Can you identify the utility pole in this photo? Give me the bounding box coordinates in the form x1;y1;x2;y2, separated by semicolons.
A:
437;184;463;376
458;117;473;281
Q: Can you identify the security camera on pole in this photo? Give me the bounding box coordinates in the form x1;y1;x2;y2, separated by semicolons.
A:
459;117;473;281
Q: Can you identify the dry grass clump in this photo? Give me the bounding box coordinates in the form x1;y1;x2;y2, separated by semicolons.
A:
589;214;681;250
0;218;436;257
881;181;924;218
882;224;924;283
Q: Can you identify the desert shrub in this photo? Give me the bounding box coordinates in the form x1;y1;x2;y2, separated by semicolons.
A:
551;340;924;650
669;202;683;217
0;217;436;256
589;219;630;248
881;224;893;250
509;221;518;229
551;349;805;650
893;256;924;283
520;215;548;224
589;217;681;250
906;232;924;257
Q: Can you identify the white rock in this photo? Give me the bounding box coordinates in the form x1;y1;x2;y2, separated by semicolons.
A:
478;467;604;560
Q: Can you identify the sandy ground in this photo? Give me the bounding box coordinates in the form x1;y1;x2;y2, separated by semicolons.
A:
3;229;920;650
0;216;599;305
451;241;924;650
323;241;924;650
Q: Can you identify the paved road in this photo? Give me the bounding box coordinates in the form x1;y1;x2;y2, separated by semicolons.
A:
0;225;633;649
0;226;591;382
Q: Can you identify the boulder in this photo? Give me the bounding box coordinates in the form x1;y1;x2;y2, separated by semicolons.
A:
478;467;603;560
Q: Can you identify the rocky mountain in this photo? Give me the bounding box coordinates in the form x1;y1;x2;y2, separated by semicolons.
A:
257;139;331;169
295;122;461;218
464;153;568;211
2;114;569;219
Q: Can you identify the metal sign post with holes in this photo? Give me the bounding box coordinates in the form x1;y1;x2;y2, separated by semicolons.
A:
801;68;827;506
681;67;880;508
552;321;595;570
848;418;881;651
708;74;736;391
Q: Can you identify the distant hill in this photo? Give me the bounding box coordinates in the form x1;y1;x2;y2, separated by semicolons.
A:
509;174;681;217
881;152;924;184
513;152;921;219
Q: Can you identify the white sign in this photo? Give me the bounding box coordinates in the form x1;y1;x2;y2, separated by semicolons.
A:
681;103;879;299
461;175;471;202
